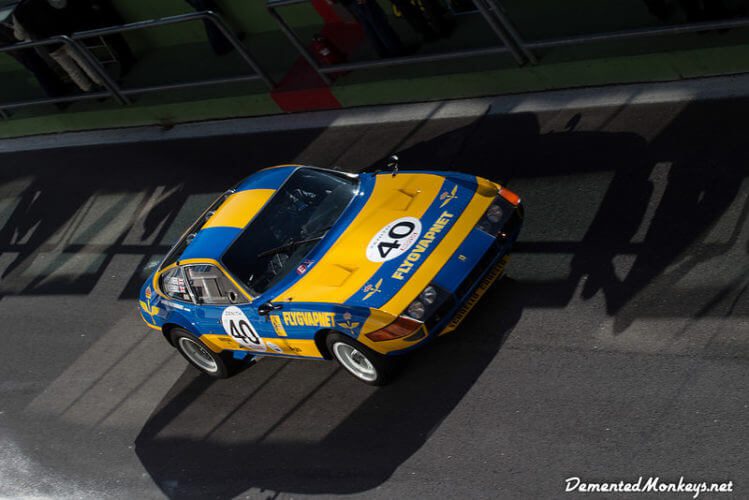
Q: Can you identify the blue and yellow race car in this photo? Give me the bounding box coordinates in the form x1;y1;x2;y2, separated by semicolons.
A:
139;164;522;384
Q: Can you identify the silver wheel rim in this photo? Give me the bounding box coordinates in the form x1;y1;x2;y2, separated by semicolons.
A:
332;342;377;382
178;337;218;374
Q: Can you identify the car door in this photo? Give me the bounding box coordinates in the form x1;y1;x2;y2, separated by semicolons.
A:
182;263;289;357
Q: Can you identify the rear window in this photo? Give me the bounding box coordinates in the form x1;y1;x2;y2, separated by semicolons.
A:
222;168;358;296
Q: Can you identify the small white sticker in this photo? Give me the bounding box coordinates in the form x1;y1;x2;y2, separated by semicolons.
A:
221;306;266;352
266;341;284;354
366;217;422;262
164;276;186;295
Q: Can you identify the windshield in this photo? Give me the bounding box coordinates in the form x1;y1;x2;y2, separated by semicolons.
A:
222;168;358;296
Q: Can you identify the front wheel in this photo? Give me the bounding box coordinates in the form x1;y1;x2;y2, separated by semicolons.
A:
326;333;394;386
171;328;246;378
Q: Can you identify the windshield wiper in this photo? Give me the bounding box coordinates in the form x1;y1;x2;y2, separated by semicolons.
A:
257;226;333;258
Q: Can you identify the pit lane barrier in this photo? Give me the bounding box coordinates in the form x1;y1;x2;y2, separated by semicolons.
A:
3;2;749;119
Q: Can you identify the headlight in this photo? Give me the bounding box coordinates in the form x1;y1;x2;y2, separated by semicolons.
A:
404;284;448;322
486;203;503;223
407;300;426;320
420;286;437;305
477;194;514;236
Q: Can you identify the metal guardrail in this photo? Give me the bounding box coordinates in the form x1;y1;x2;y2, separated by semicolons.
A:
0;10;273;117
266;0;532;86
523;15;749;52
3;1;749;119
268;0;749;87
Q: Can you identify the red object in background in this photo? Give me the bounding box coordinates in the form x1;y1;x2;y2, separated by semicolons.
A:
271;0;364;113
311;34;347;66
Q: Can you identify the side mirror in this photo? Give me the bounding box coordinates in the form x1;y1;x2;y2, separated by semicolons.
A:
387;154;399;176
258;302;283;316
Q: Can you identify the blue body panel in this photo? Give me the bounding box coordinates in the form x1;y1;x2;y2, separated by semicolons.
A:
433;228;495;293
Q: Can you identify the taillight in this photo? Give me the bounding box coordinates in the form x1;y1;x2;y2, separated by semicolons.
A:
499;187;520;206
366;316;422;342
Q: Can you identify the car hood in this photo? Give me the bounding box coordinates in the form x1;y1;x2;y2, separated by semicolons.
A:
271;171;498;316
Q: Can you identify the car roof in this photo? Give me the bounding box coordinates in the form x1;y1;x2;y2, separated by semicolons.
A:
178;165;298;262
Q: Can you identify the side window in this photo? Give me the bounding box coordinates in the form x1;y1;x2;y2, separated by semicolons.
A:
184;265;248;305
160;267;193;302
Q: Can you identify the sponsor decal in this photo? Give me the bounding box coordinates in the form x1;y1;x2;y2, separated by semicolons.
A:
366;217;422;263
337;312;360;336
221;306;266;352
362;278;383;300
164;276;187;295
439;185;458;208
266;341;284;354
161;300;190;312
392;210;454;280
282;311;336;328
144;286;152;300
296;259;314;275
269;315;287;336
139;300;160;317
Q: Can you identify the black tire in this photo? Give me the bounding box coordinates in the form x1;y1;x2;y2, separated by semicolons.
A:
170;328;246;378
325;333;395;386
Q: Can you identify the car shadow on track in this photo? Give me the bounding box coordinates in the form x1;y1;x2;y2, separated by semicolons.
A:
135;278;522;498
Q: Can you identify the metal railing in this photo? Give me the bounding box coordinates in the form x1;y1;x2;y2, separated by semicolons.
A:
3;1;749;119
0;10;273;117
267;0;749;85
521;15;749;54
268;0;749;86
266;0;534;86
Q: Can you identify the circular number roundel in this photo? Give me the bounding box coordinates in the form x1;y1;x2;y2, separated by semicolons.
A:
221;306;266;352
366;217;422;263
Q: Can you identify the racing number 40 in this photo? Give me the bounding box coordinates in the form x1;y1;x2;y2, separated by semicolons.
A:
228;319;261;346
378;221;415;259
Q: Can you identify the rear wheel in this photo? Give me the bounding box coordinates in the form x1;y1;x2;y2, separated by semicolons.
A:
326;333;394;386
171;328;246;378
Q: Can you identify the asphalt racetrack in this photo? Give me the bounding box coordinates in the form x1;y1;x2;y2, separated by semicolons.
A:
0;96;747;499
